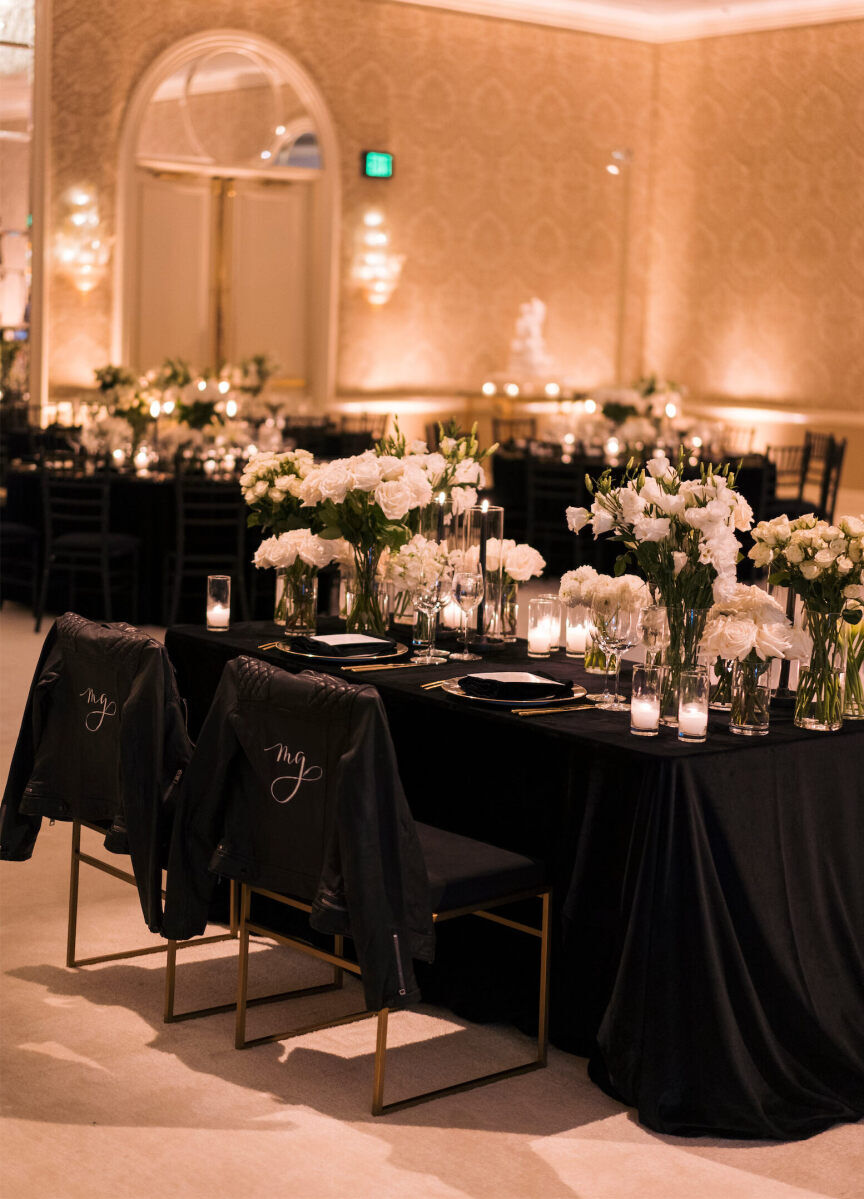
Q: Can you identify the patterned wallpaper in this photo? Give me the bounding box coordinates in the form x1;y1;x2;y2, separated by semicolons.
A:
645;19;864;421
47;1;864;474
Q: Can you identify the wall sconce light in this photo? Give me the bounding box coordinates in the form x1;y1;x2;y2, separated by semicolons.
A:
352;209;404;306
54;187;111;293
605;148;633;176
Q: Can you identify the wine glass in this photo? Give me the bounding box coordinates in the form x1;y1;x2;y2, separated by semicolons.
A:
591;597;643;711
450;570;484;662
412;570;452;664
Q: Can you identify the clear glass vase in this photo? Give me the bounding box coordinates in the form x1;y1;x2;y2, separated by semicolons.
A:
730;656;771;736
660;607;710;726
794;610;847;732
274;566;318;634
499;580;519;642
346;546;389;636
843;622;864;720
583;635;616;675
412;607;434;651
709;657;734;711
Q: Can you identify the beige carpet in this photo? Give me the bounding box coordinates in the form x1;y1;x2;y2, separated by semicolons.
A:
1;602;862;1199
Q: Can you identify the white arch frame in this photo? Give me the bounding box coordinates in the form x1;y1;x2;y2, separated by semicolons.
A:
113;29;340;405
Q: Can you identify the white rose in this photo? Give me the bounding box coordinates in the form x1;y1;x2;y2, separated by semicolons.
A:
269;487;282;502
843;583;864;602
839;515;864;537
786;542;805;564
720;617;758;661
566;506;590;533
484;538;516;573
504;543;546;582
253;480;269;498
275;475;293;492
349;455;383;491
298;532;336;570
318;462;352;503
376;454;405;481
800;561;821;580
401;464;433;508
753;622;791;660
374;479;414;521
836;555;853;574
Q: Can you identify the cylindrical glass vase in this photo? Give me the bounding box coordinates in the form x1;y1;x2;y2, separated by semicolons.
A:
709;657;734;712
794;610;847;732
346;547;389;636
730;656;771;736
274;567;318;635
660;607;710;726
843;621;864;720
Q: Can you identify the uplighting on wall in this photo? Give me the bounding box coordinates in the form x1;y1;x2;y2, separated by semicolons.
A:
352;209;404;306
53;187;111;293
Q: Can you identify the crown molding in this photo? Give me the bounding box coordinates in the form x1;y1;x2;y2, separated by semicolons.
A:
385;0;864;43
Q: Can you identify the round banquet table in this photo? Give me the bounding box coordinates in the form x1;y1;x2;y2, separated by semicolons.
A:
163;619;864;1142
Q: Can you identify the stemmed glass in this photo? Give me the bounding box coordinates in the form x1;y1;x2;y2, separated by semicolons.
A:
450;570;484;662
411;570;452;664
591;597;643;711
639;604;670;667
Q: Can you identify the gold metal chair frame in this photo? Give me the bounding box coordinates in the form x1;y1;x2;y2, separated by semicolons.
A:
67;819;237;1001
232;881;551;1116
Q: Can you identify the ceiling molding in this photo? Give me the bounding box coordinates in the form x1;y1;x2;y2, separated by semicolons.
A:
386;0;864;43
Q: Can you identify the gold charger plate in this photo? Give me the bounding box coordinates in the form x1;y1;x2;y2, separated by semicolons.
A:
273;641;411;665
439;677;587;707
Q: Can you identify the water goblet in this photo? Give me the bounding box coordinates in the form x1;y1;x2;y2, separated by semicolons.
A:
412;571;451;664
450;570;484;662
591;597;643;711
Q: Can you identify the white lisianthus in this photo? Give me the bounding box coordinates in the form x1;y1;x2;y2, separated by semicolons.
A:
646;455;671;479
450;485;477;515
672;551;688;576
633;514;671;543
559;565;601;607
566;506;590;534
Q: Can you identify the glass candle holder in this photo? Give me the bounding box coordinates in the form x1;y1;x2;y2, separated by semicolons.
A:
565;605;590;657
527;596;557;658
630;665;663;737
678;668;709;743
537;594;561;651
206;575;231;632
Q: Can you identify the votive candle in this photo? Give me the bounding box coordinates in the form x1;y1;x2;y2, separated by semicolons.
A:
206;574;231;632
678;702;707;740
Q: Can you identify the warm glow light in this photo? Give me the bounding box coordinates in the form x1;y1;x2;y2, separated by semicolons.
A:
225;399;238;418
162;398;175;415
606;164;620;175
260;150;272;160
363;210;384;227
481;499;489;513
197;380;207;392
149;400;161;418
504;382;519;397
584;398;597;414
112;448;125;463
544;382;561;397
692;435;703;448
481;381;496;396
218;380;230;394
275;124;286;135
665;402;678;419
606;436;620;455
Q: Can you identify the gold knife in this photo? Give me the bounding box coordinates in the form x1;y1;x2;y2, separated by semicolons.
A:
341;661;428;672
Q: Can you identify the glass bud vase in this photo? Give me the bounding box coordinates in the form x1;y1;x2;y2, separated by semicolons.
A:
499;579;518;642
730;656;771;736
274;566;318;635
660;606;710;726
843;621;864;720
412;608;434;652
346;546;389;637
794;610;847;732
709;657;734;711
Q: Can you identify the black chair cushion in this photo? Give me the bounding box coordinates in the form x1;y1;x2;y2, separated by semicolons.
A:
1;522;39;542
415;822;545;913
53;532;139;554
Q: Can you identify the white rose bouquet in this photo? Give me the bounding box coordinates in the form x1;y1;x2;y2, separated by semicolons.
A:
297;450;433;634
240;449;316;535
748;512;864;730
375;419;497;517
253;528;339;631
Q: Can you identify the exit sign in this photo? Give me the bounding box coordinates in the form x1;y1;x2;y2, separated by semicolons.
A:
361;150;394;179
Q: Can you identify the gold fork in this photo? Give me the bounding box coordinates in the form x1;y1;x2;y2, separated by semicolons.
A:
512;703;596;716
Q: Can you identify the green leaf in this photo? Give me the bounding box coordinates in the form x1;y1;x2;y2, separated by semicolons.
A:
614;554;628;576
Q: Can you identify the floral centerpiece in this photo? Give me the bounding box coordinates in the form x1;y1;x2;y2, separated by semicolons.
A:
559;565;609;670
225;353;277;396
253;529;339;632
298;450;434;634
375;419;496;517
94;364;153;448
240;450;316;535
700;584;809;734
470;538;545;641
567;450;753;719
749;513;864;730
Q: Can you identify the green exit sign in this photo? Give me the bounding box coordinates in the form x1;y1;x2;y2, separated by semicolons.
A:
361;150;394;179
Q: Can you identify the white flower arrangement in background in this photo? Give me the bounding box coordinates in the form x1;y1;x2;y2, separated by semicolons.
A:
463;538;546;583
240;449;316;535
748;514;864;614
252;529;339;572
385;535;449;589
559;565;601;608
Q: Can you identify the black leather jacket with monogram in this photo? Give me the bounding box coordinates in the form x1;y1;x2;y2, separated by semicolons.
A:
163;657;434;1011
0;613;192;933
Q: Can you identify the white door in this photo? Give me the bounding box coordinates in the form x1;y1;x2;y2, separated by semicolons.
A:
133;170;212;369
228;179;311;380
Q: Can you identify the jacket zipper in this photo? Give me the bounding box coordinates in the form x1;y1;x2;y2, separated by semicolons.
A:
392;932;407;997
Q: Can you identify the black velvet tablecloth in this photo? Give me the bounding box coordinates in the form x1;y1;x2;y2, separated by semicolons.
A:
164;621;864;1141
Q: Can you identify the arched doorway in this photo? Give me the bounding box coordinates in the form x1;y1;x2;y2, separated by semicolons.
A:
113;30;339;405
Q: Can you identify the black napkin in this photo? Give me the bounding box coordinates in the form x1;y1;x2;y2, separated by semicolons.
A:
290;633;397;658
458;672;573;700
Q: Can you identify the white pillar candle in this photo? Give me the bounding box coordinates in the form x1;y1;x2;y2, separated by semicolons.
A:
678;702;707;738
442;599;463;630
528;626;552;656
630;695;660;731
566;620;588;655
207;603;230;630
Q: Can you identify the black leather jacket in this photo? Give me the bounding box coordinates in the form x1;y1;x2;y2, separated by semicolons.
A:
163;657;434;1011
0;613;192;933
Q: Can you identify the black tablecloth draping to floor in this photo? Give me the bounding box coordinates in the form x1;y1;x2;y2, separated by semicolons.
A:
164;621;864;1141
